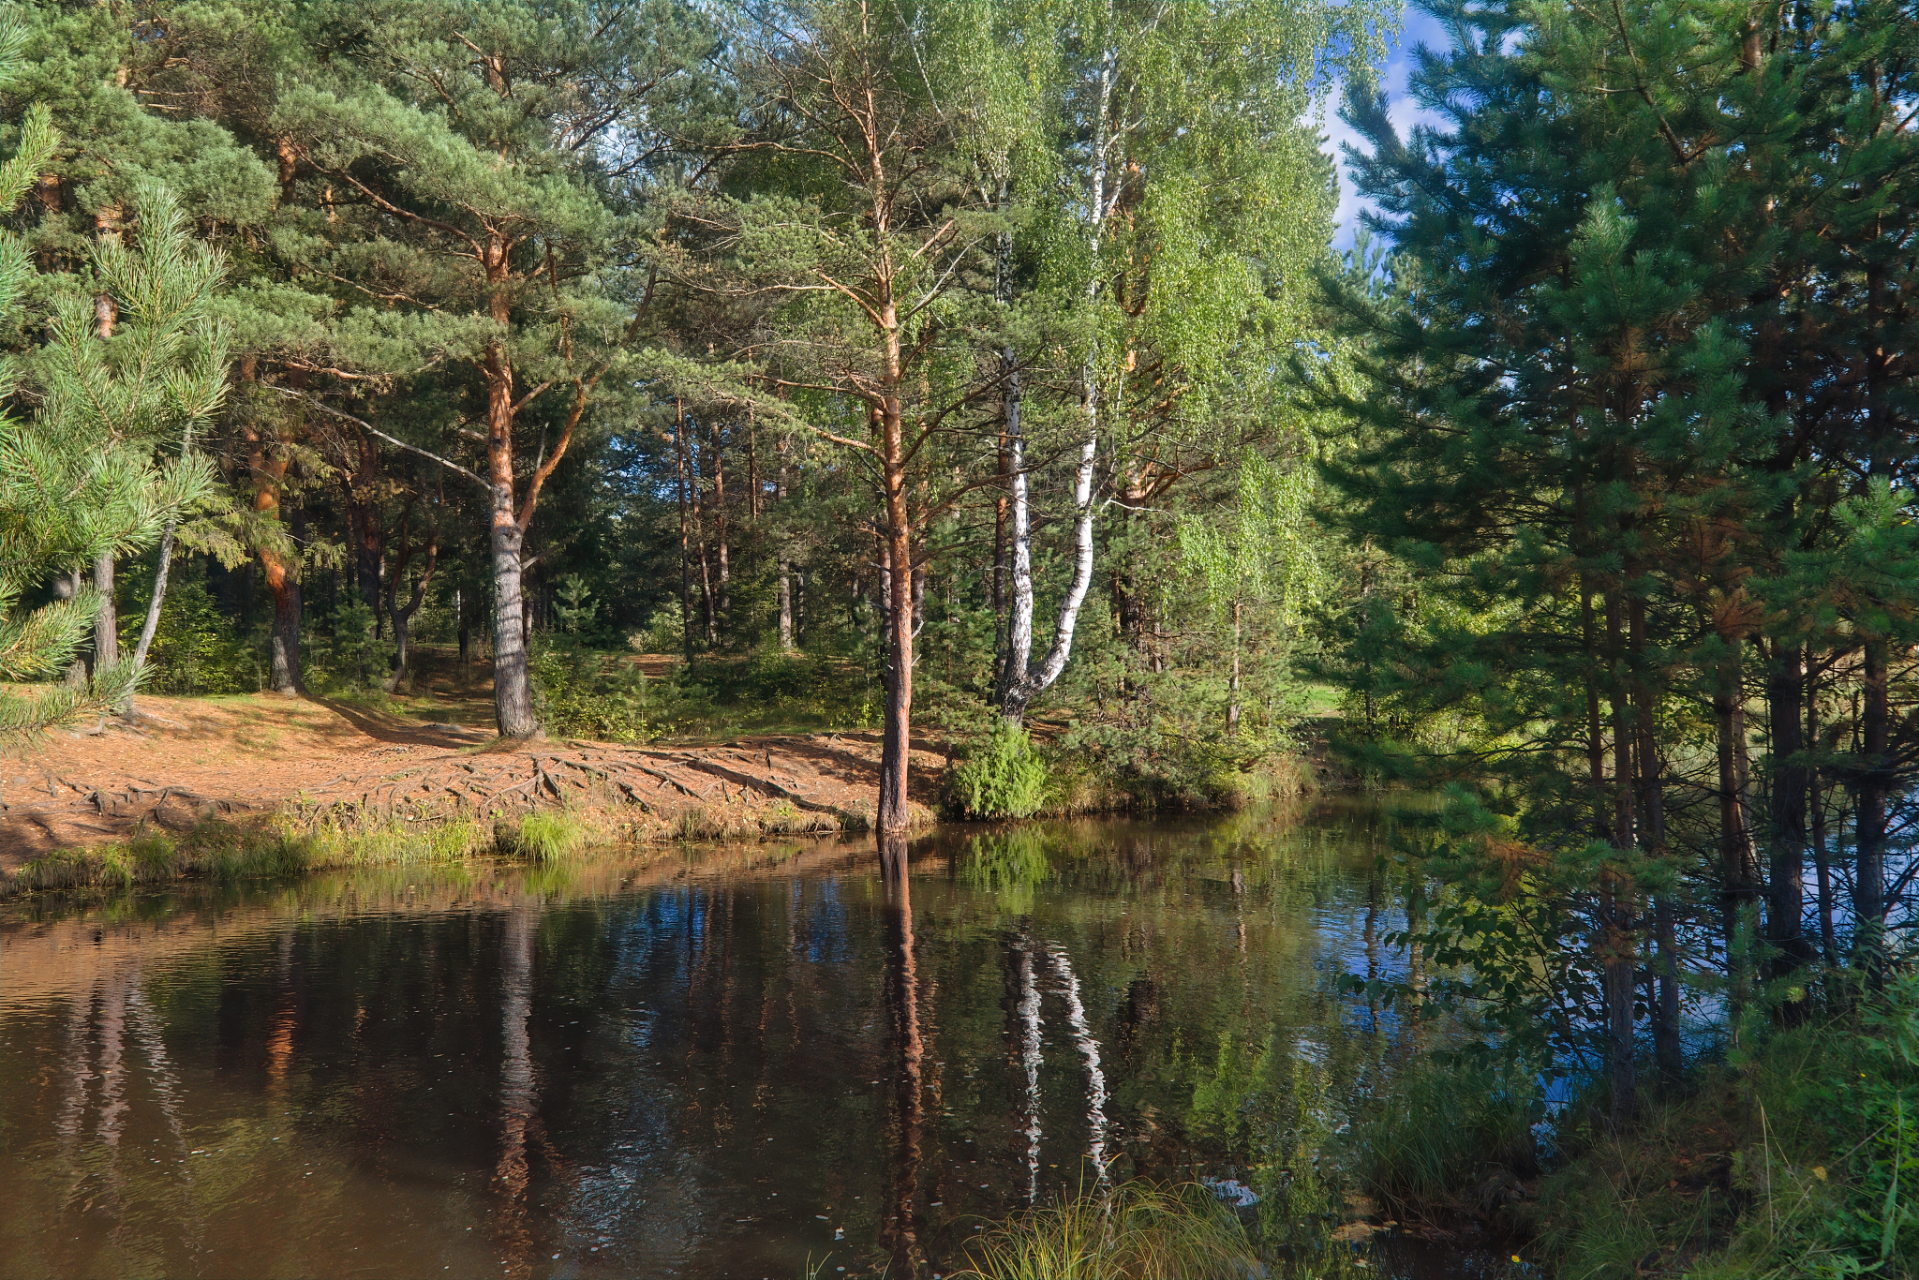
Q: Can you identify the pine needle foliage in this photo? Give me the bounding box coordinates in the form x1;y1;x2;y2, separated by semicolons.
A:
0;11;224;746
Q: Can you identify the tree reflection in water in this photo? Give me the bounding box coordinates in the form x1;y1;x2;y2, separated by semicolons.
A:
495;904;539;1276
880;834;926;1274
0;800;1436;1279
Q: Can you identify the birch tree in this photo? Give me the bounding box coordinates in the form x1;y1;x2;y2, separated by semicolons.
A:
991;0;1390;723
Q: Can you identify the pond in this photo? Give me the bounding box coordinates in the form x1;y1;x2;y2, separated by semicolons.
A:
0;800;1481;1280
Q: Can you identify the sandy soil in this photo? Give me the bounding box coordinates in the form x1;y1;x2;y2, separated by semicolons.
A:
0;693;947;873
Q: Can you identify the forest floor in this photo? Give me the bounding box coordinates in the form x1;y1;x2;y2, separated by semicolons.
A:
0;689;949;875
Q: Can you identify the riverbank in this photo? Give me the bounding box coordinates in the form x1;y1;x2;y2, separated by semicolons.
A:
0;693;952;894
0;692;1314;895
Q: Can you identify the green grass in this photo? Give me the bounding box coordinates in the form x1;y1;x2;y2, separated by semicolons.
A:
1350;1057;1542;1225
1529;977;1919;1280
6;813;496;895
951;1182;1262;1280
500;811;588;860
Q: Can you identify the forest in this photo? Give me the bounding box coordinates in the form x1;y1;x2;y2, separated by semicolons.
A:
1;1;1917;1278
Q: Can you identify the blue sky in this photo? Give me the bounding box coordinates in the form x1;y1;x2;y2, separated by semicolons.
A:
1326;5;1455;250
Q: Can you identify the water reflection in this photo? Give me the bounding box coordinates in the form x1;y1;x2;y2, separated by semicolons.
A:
497;905;540;1277
880;839;925;1273
1;802;1462;1279
1012;934;1043;1204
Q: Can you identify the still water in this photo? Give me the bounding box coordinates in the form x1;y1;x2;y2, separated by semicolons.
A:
1;802;1451;1279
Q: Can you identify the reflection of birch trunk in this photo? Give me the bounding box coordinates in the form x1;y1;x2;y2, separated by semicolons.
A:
97;976;129;1150
495;906;537;1276
1043;943;1112;1187
56;987;98;1207
1015;939;1044;1204
129;987;190;1150
880;851;924;1274
95;974;131;1237
129;984;205;1261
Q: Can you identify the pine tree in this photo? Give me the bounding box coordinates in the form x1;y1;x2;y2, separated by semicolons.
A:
261;0;712;736
0;22;219;745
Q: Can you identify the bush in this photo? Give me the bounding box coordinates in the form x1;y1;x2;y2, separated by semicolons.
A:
950;721;1050;819
531;642;654;742
632;599;685;654
138;574;259;695
306;596;385;693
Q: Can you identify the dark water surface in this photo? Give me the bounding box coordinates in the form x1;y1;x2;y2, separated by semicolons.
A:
2;802;1466;1280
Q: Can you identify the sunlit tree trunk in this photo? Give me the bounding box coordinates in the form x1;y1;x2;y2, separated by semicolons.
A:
1854;634;1889;952
711;414;730;632
483;328;534;737
1715;642;1759;951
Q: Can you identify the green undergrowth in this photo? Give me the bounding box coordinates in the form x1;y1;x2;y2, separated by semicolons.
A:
1351;1056;1542;1228
1528;968;1919;1279
532;645;884;743
940;715;1313;823
1318;967;1919;1279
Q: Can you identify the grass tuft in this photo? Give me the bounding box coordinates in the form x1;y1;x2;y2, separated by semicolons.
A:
502;811;588;860
1351;1057;1541;1224
952;1181;1261;1280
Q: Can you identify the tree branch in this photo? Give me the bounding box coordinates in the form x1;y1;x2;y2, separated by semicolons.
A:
270;386;488;489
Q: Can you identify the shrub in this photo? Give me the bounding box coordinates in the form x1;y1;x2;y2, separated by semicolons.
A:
951;721;1050;819
632;599;685;654
531;643;653;742
306;595;386;693
138;574;259;695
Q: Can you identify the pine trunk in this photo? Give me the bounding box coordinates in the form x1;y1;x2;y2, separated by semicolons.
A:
1605;588;1638;1124
1808;668;1839;966
484;333;537;739
265;563;302;695
1630;590;1681;1085
93;554;117;668
1855;635;1889;950
1715;643;1759;950
711;416;730;631
676;404;693;659
878;443;914;835
1766;642;1811;977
